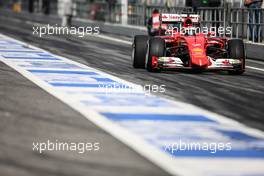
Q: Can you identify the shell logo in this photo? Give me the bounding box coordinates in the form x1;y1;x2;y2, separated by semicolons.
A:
192;48;203;52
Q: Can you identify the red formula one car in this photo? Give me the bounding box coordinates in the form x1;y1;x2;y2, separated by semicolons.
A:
132;14;245;74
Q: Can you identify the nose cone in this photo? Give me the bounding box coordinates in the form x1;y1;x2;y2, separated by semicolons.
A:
191;48;208;67
184;36;208;67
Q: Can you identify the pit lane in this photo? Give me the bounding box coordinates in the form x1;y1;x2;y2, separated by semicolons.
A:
1;17;263;130
0;15;264;176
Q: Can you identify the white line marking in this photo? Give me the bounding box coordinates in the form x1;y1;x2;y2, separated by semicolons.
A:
24;19;133;45
246;66;264;72
90;33;132;45
245;40;264;46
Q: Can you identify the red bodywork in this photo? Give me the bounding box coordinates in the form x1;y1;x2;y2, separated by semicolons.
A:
145;14;244;74
150;17;237;71
151;33;227;69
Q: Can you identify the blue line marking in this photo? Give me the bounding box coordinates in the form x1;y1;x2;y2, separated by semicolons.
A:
0;50;42;53
3;57;60;60
102;113;216;122
81;94;175;107
65;91;145;96
217;130;260;141
0;41;18;44
28;70;99;75
50;83;122;88
18;61;82;69
92;77;115;82
166;149;264;158
38;53;53;56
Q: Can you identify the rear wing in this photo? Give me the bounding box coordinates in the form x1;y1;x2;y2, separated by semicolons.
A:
161;14;200;23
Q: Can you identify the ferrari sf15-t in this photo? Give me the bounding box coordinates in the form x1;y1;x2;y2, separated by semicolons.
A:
132;14;245;75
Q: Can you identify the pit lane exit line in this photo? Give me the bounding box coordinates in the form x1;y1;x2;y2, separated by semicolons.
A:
247;66;264;72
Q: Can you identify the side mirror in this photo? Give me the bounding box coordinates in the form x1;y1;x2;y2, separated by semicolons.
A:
207;31;216;37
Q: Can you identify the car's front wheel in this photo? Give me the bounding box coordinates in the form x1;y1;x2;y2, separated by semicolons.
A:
132;35;149;68
146;37;165;72
227;39;245;75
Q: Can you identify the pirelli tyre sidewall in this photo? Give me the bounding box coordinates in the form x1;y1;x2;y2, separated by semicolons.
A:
146;37;165;72
132;35;149;68
227;39;245;75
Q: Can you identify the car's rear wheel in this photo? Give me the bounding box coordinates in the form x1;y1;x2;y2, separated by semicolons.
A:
132;35;149;68
146;37;165;72
227;39;245;75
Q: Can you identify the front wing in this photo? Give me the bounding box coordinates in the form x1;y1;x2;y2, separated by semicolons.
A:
154;56;243;71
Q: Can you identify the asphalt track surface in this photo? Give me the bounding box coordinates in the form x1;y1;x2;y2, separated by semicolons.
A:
0;18;170;175
0;16;264;176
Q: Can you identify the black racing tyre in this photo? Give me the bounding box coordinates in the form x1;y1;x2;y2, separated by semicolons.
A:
227;39;245;75
146;37;165;72
132;35;149;68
